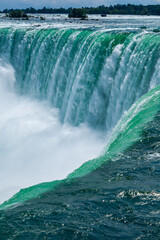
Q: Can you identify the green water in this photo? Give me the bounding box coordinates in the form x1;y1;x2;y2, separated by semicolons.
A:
1;85;159;210
0;29;160;129
0;27;160;209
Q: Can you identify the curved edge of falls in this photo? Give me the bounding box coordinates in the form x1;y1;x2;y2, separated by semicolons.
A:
1;84;160;210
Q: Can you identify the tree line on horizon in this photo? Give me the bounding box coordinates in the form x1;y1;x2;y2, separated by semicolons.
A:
2;4;160;16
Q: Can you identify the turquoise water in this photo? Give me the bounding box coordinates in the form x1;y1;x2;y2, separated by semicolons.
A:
0;15;160;239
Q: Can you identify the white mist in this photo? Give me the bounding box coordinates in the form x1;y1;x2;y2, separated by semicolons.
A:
0;60;105;204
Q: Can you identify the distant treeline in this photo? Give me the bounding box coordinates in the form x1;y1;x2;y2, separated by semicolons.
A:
2;4;160;16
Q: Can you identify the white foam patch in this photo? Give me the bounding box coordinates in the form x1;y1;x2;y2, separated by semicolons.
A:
0;60;105;204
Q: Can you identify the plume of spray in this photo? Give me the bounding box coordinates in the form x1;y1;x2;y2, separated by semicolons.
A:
0;59;106;204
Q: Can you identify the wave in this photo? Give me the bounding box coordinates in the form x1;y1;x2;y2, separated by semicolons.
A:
1;85;159;210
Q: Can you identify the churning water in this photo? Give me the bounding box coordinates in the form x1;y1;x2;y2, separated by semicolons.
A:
0;60;106;204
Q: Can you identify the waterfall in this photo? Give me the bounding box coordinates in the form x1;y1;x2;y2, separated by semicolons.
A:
0;29;160;131
0;27;160;208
